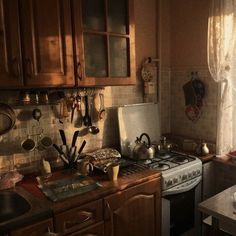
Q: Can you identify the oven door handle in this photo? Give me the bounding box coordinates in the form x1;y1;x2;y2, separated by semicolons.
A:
162;176;202;196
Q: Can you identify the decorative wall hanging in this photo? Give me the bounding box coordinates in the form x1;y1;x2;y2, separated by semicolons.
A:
183;72;205;122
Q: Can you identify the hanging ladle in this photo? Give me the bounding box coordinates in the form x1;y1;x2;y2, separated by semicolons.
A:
83;95;99;135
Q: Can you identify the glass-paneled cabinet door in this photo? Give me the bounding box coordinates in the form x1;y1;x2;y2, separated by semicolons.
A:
0;0;23;88
73;0;136;86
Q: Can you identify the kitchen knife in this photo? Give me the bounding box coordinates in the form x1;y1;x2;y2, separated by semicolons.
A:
59;129;67;146
59;129;69;154
74;140;86;162
53;144;69;164
71;130;80;147
71;100;76;123
68;130;80;158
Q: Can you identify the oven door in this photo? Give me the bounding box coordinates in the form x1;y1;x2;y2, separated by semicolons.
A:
162;181;202;236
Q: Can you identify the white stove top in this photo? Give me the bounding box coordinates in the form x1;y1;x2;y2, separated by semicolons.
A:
135;151;202;194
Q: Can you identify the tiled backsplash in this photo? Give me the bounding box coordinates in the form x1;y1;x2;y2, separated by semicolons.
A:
0;85;145;173
170;66;218;144
0;66;219;173
160;67;171;134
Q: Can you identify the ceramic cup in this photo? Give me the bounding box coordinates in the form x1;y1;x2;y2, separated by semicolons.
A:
77;159;93;175
107;163;119;181
21;137;36;152
38;136;53;150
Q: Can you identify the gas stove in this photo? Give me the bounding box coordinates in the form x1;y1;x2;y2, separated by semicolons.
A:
148;151;202;195
119;151;202;196
117;103;202;196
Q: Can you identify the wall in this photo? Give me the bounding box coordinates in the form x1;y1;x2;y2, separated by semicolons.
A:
168;0;218;145
0;0;158;173
159;0;171;134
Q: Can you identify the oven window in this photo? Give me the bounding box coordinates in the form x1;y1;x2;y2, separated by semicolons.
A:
166;188;195;235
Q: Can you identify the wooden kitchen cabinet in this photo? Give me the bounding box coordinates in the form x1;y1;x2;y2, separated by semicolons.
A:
0;0;23;88
72;0;136;87
53;177;161;236
10;218;54;236
54;199;103;235
69;222;104;236
0;0;74;89
104;178;161;236
0;0;136;89
19;0;74;88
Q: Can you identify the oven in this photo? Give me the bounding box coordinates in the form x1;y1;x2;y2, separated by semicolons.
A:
160;154;202;236
162;178;202;236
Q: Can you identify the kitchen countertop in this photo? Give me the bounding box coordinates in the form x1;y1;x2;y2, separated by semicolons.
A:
20;168;161;214
198;185;236;235
0;167;160;233
173;147;215;163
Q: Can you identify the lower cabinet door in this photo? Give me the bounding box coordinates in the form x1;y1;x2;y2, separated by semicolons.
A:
69;222;104;236
104;178;161;236
10;218;54;236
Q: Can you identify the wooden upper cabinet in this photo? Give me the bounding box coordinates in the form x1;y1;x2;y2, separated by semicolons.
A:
0;0;23;88
73;0;136;87
20;0;74;88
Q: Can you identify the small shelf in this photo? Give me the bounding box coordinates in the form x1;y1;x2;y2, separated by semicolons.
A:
203;216;233;235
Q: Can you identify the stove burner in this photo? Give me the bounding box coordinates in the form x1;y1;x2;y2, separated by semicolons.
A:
151;162;170;171
172;155;188;164
157;153;171;159
142;159;152;165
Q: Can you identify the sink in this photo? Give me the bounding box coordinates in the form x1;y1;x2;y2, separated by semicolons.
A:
0;191;31;223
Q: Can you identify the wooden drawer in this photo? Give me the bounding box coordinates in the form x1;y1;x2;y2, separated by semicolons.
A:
69;222;104;236
55;199;103;235
10;218;54;236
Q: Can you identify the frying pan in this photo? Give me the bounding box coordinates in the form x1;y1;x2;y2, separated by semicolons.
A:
0;103;16;135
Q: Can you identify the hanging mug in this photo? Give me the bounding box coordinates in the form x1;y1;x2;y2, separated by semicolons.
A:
38;136;53;150
21;136;36;152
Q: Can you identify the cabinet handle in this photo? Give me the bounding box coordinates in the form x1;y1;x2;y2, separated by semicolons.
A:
76;62;82;80
65;213;91;229
105;201;113;236
43;227;59;236
25;58;34;78
12;57;20;78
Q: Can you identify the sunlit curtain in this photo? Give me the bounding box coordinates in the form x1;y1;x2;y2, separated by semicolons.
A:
208;0;236;155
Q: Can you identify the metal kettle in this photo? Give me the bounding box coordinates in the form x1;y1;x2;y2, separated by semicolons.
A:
133;133;155;160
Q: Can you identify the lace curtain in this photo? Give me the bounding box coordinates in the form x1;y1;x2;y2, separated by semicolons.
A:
208;0;236;156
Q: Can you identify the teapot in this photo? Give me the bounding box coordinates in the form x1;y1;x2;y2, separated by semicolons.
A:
133;133;156;160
